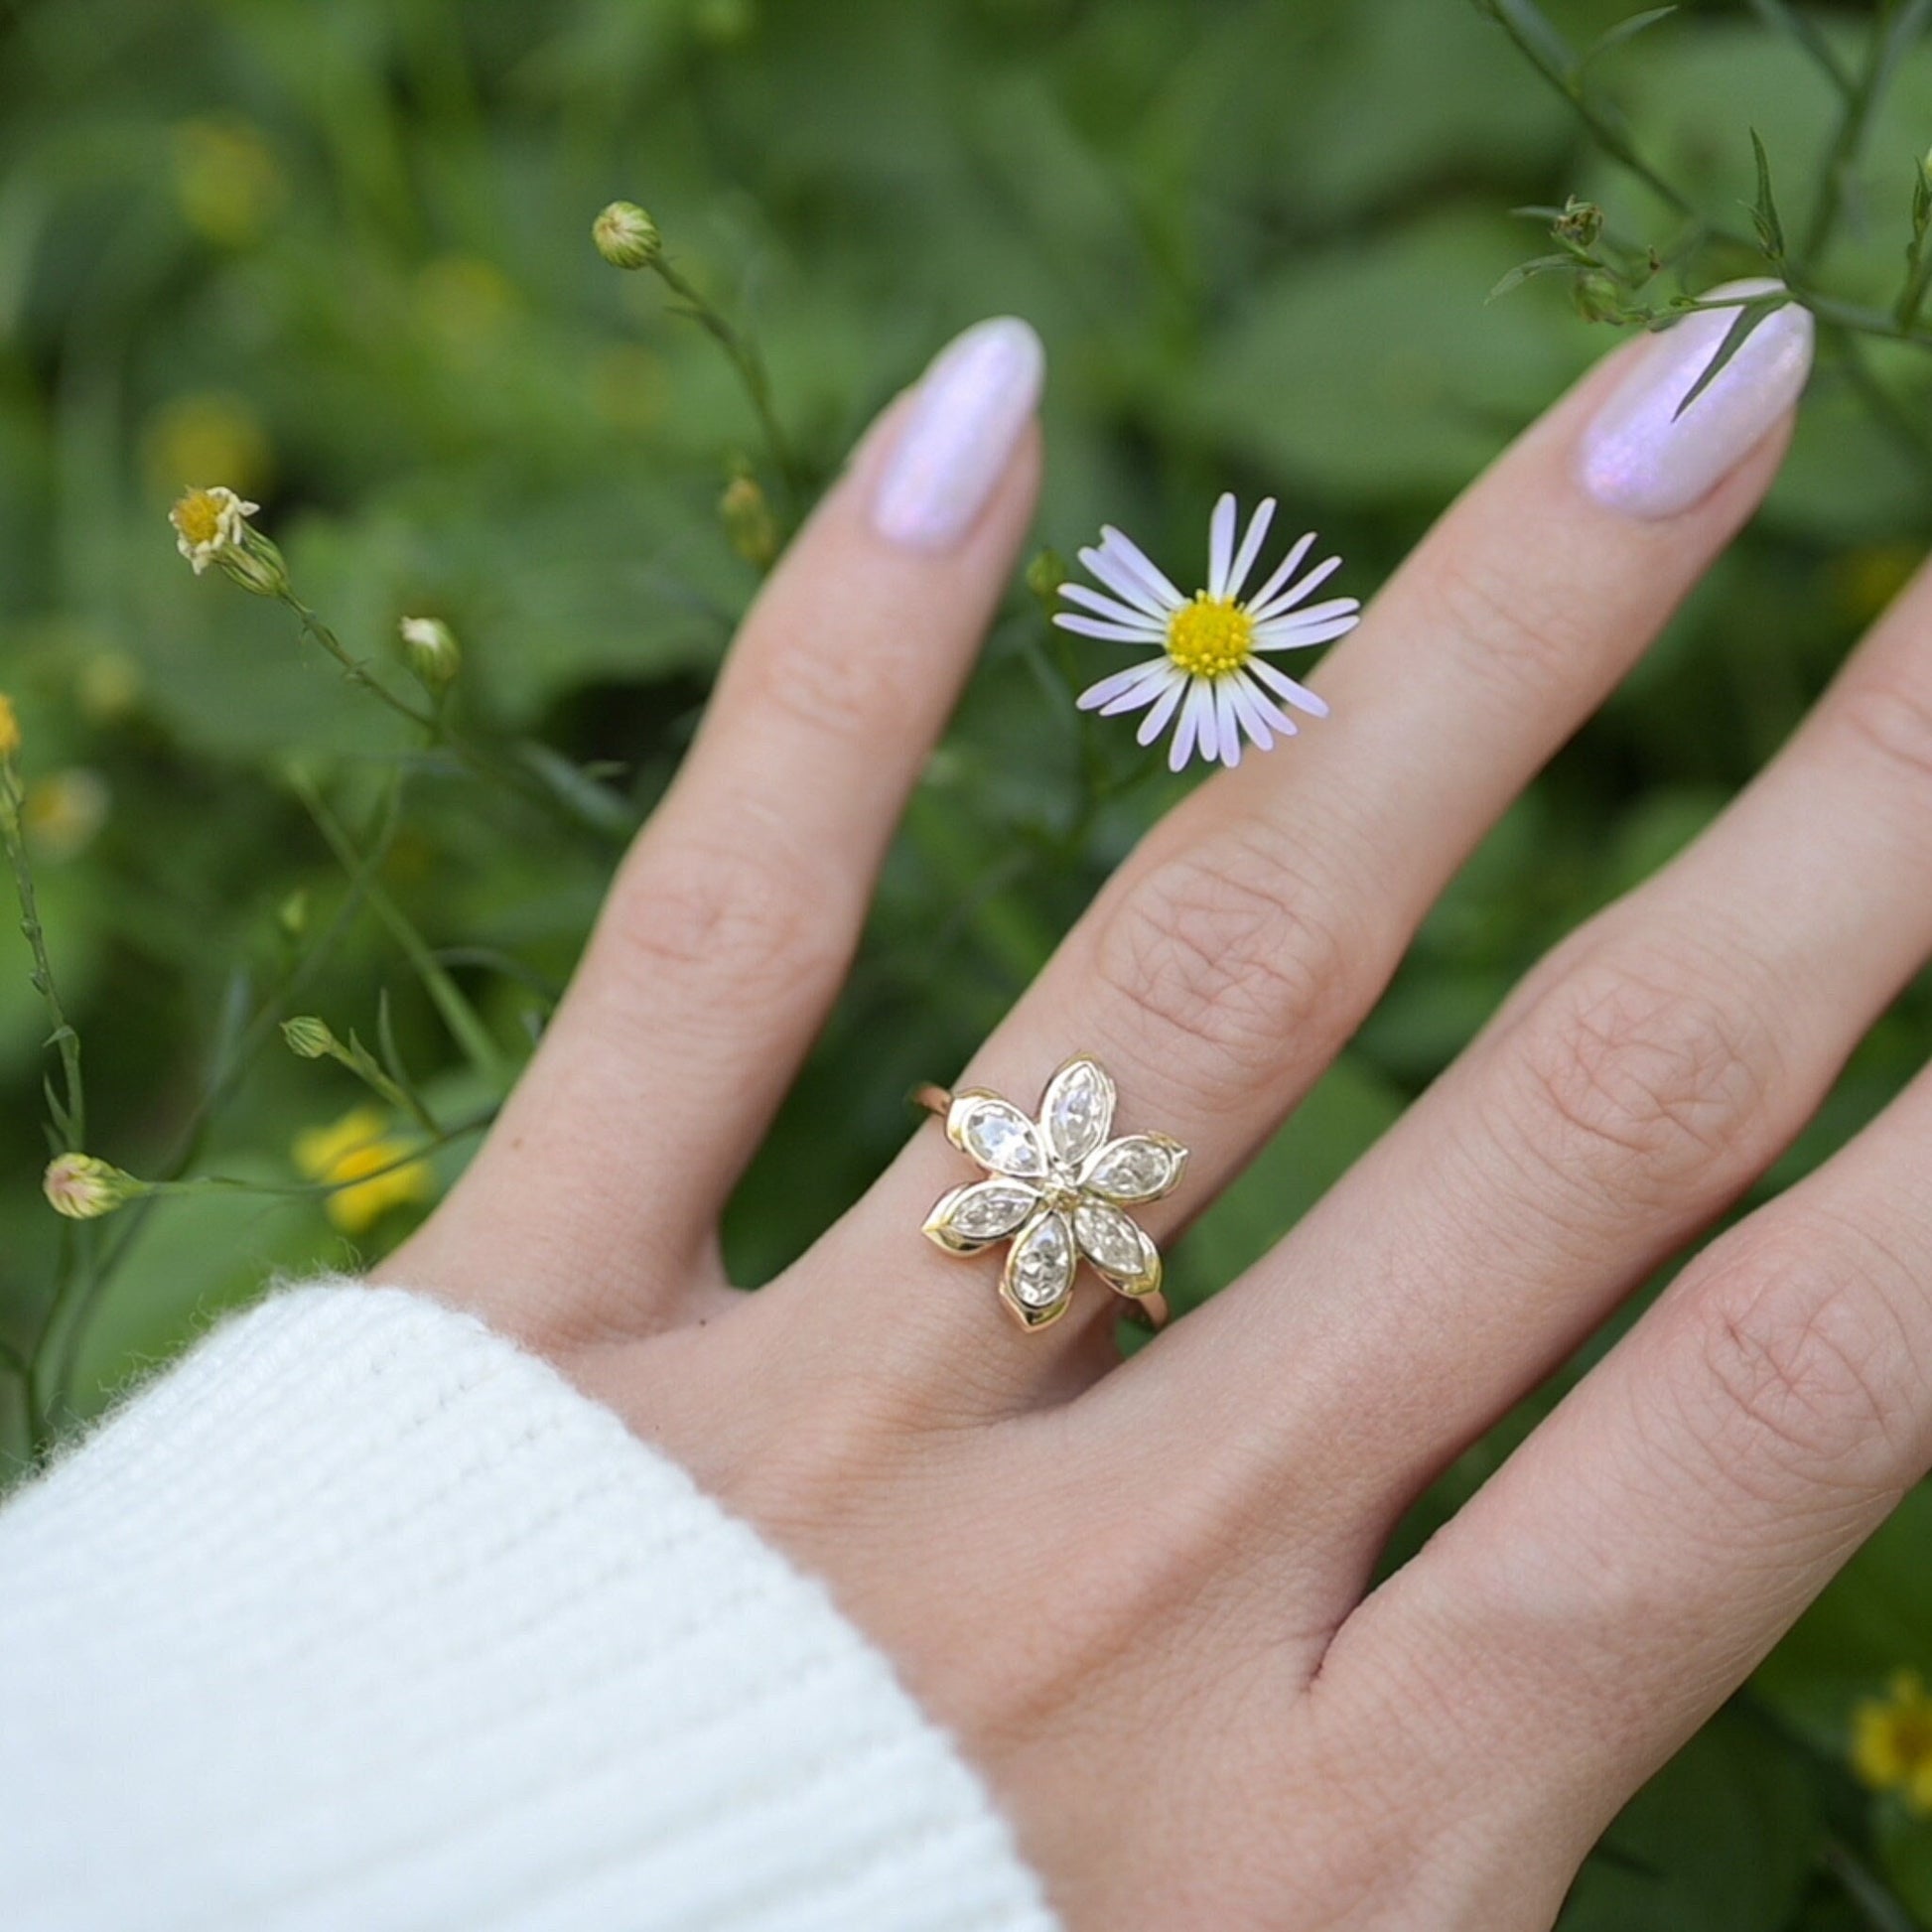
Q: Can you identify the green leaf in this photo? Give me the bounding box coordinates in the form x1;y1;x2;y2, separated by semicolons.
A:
1670;298;1790;421
1487;252;1579;302
1748;128;1786;260
1558;1708;1821;1932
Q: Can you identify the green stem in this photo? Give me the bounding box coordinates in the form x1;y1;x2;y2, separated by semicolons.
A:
284;597;628;845
652;257;804;506
1831;325;1932;490
1796;0;1919;269
1;768;83;1151
1482;3;1748;246
292;775;508;1087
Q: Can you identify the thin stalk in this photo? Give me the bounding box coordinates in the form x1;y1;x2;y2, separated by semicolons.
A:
1831;325;1932;490
652;257;805;506
1;768;83;1151
1799;0;1932;269
1482;4;1748;245
292;775;508;1087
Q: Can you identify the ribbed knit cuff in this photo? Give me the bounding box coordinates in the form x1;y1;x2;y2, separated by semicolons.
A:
0;1282;1060;1932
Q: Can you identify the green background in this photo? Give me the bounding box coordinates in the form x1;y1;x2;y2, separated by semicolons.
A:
5;0;1932;1923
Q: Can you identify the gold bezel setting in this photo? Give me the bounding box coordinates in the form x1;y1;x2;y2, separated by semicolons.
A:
918;1055;1186;1332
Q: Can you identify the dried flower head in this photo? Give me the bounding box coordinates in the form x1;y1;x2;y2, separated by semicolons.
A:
169;485;289;597
594;201;662;271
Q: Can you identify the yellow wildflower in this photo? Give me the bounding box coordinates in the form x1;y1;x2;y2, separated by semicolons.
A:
0;693;18;762
172;118;284;248
1853;1671;1932;1812
23;768;110;863
293;1107;434;1235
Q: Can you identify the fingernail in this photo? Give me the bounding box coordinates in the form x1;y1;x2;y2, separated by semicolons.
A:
1576;279;1814;519
872;317;1044;550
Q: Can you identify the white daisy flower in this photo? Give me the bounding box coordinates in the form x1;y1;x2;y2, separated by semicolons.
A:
1053;493;1360;772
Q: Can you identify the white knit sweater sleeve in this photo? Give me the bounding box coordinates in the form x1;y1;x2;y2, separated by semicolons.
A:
0;1281;1060;1932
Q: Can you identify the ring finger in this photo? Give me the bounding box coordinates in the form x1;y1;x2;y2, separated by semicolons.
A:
790;287;1816;1403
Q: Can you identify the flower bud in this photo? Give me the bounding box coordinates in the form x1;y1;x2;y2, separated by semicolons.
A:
398;615;461;692
594;202;661;270
719;475;779;570
277;889;310;939
282;1015;339;1060
0;693;19;763
1572;272;1626;324
43;1153;145;1220
1025;548;1068;607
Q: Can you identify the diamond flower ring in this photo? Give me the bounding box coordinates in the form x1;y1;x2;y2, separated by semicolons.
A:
916;1056;1187;1332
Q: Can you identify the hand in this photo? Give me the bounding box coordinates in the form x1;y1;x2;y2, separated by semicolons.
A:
381;300;1917;1931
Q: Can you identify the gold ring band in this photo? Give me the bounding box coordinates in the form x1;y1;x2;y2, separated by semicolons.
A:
915;1056;1186;1334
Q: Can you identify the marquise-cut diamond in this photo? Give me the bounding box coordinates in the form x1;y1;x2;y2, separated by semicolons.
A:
1073;1201;1146;1279
957;1099;1045;1177
1009;1213;1073;1308
1043;1058;1113;1166
949;1182;1037;1240
1083;1136;1178;1203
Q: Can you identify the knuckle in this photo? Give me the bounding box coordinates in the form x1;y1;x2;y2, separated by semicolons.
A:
1089;828;1366;1089
1834;674;1932;794
602;833;846;1014
1503;949;1782;1204
1426;542;1598;701
1670;1218;1926;1492
738;616;923;747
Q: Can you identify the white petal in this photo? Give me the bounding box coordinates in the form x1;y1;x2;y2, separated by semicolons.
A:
1241;530;1316;614
1214;680;1242;767
1206;493;1237;600
1225;497;1276;604
1245;657;1327;718
1059;582;1165;628
1171;679;1214;771
1076;544;1172;621
1255;595;1359;637
1251;552;1343;621
1098;525;1185;609
1076;657;1171;713
1253;613;1360;653
1136;671;1186;746
1055;613;1171;644
1226;673;1278;750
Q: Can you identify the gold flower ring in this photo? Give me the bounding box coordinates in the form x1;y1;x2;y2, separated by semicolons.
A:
915;1055;1186;1333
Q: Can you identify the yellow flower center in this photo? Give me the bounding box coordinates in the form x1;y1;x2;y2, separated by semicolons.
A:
1165;594;1254;679
172;488;225;546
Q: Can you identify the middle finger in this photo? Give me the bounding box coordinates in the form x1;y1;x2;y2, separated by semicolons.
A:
783;291;1815;1405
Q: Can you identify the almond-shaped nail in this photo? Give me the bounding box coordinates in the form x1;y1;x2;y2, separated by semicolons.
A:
1577;279;1814;519
872;316;1044;550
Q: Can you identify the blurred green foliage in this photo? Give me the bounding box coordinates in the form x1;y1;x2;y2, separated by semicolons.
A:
6;0;1932;1922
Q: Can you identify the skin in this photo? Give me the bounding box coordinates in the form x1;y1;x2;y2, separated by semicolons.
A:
381;336;1932;1928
